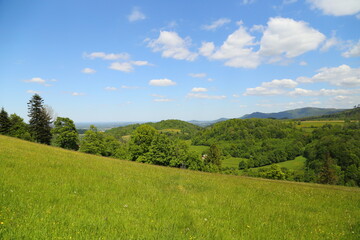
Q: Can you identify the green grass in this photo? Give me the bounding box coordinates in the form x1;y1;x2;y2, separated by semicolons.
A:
294;120;345;132
1;135;360;239
253;156;306;172
276;156;306;171
189;145;208;155
222;157;247;168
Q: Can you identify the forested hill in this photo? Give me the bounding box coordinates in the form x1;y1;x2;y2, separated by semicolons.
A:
241;107;346;119
299;107;360;120
106;119;202;140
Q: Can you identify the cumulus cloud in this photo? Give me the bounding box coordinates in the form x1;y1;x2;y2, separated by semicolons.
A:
342;40;360;58
202;18;231;31
307;0;360;16
259;17;325;58
288;88;360;96
82;68;96;74
191;87;208;92
320;35;340;52
24;77;46;84
203;25;261;68
104;87;117;91
187;93;226;100
297;64;360;87
199;42;215;57
243;87;286;96
189;73;207;78
84;52;130;60
71;92;85;96
26;90;41;94
109;62;134;72
149;78;176;86
24;77;54;87
261;79;298;88
128;7;146;22
147;31;198;61
130;60;152;66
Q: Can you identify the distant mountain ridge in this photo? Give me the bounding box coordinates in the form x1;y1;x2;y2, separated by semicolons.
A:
240;107;347;120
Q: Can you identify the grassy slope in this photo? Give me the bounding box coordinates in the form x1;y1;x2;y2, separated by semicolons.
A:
1;135;359;239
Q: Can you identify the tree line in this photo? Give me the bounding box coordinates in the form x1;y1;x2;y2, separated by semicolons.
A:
1;94;359;186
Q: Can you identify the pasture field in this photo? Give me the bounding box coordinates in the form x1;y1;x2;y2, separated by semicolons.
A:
253;156;306;172
222;157;247;169
294;120;345;132
1;135;359;239
189;145;208;155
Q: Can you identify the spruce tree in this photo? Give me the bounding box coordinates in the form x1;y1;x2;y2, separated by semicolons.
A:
27;94;52;144
0;107;11;135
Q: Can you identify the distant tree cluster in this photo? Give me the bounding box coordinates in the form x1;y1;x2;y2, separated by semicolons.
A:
304;123;360;186
193;119;306;168
2;94;359;187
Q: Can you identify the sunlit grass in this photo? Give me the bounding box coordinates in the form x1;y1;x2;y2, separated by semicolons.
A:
1;135;359;239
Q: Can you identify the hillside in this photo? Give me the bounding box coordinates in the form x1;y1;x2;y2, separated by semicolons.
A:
299;107;360;120
241;107;346;119
1;135;359;239
106;119;202;140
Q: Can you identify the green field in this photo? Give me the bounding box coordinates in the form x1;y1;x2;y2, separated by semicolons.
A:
222;157;247;168
295;120;345;132
253;156;306;171
1;135;359;239
189;145;208;155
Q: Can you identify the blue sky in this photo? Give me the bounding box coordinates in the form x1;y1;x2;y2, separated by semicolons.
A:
1;0;359;122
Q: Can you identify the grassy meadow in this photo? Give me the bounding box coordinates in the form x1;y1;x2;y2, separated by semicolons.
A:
1;135;360;239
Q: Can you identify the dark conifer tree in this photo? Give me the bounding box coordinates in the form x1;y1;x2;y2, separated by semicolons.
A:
0;107;11;135
27;94;52;144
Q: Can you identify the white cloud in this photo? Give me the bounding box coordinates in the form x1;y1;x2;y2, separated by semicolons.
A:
261;79;298;88
191;87;208;92
149;78;176;86
243;87;285;96
82;68;96;74
24;77;54;87
84;52;130;60
26;90;41;94
154;98;174;102
187;93;226;100
288;88;360;96
109;62;134;72
147;31;198;61
130;60;152;66
320;34;341;52
205;25;261;68
199;42;215;57
104;87;117;91
297;64;360;87
307;0;360;16
202;18;231;31
128;7;146;22
250;24;265;32
260;17;325;58
71;92;85;96
189;73;207;78
24;77;46;84
299;61;308;66
342;40;360;57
